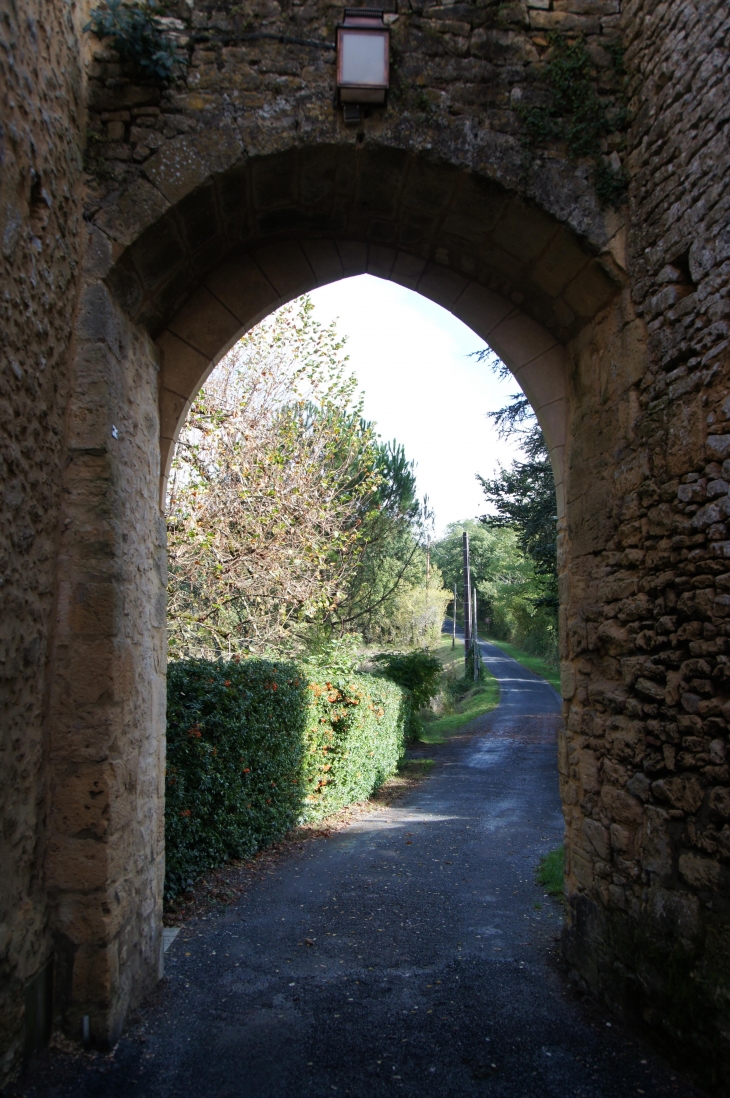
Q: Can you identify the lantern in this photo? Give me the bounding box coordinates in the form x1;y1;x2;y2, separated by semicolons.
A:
336;8;390;118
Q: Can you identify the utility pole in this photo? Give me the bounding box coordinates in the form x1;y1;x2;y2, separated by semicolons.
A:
473;586;479;681
462;531;471;675
452;583;457;649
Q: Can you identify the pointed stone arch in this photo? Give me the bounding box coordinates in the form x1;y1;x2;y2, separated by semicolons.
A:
42;136;636;1053
5;0;730;1082
101;145;625;515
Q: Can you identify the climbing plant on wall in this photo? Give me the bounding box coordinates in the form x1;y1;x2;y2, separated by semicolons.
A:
85;0;181;80
519;34;628;207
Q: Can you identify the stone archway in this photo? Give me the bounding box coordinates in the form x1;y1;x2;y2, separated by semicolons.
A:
155;236;575;512
3;0;730;1086
49;140;634;1050
104;146;625;508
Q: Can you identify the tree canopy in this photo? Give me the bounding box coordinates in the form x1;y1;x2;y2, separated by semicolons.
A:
166;298;449;659
476;425;557;595
431;349;559;662
474;350;558;600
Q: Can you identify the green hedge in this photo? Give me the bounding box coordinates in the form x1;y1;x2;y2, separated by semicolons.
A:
165;658;408;898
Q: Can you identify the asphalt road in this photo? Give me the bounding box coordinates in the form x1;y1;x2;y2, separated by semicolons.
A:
12;638;706;1098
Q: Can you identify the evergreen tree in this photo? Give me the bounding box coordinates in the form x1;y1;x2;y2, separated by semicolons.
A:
474;352;558;603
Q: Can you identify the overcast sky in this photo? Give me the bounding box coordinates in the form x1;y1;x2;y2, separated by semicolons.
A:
306;274;523;538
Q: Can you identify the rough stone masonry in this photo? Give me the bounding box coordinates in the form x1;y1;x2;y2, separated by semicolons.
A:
0;0;729;1089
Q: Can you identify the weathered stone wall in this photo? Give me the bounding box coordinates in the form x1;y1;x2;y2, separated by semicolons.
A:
560;0;730;1085
2;0;730;1088
45;260;167;1048
83;0;626;246
0;0;87;1080
57;0;629;1070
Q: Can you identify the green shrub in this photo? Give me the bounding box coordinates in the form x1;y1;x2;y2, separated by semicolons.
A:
373;650;443;711
165;658;407;899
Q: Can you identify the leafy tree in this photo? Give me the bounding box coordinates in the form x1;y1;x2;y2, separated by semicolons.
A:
166;299;383;657
331;440;421;632
333;442;449;648
430;518;500;603
432;350;559;662
473;353;558;599
433;521;557;660
476;426;557;596
167;298;450;658
371;439;421;529
373;650;444;710
85;1;181;81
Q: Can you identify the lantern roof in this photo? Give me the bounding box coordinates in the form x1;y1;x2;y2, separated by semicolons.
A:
341;9;386;27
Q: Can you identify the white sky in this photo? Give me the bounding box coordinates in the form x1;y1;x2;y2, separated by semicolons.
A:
307;275;523;538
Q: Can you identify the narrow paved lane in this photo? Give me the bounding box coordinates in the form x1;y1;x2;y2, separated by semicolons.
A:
17;641;704;1098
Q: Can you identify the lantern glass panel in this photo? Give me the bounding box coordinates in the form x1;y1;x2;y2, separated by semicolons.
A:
339;30;387;86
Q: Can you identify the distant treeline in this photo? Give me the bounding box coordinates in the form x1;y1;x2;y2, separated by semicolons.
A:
434;356;558;664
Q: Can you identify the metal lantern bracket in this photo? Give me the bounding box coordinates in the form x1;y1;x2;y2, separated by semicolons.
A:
336;8;390;124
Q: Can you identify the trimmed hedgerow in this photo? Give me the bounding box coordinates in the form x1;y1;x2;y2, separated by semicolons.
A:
165;658;407;899
373;650;444;711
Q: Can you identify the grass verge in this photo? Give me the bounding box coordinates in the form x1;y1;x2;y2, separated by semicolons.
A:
418;637;500;744
483;636;560;691
537;844;564;897
419;676;500;743
432;632;465;676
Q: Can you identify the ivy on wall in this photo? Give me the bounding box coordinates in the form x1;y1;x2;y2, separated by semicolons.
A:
519;34;629;207
84;0;181;81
